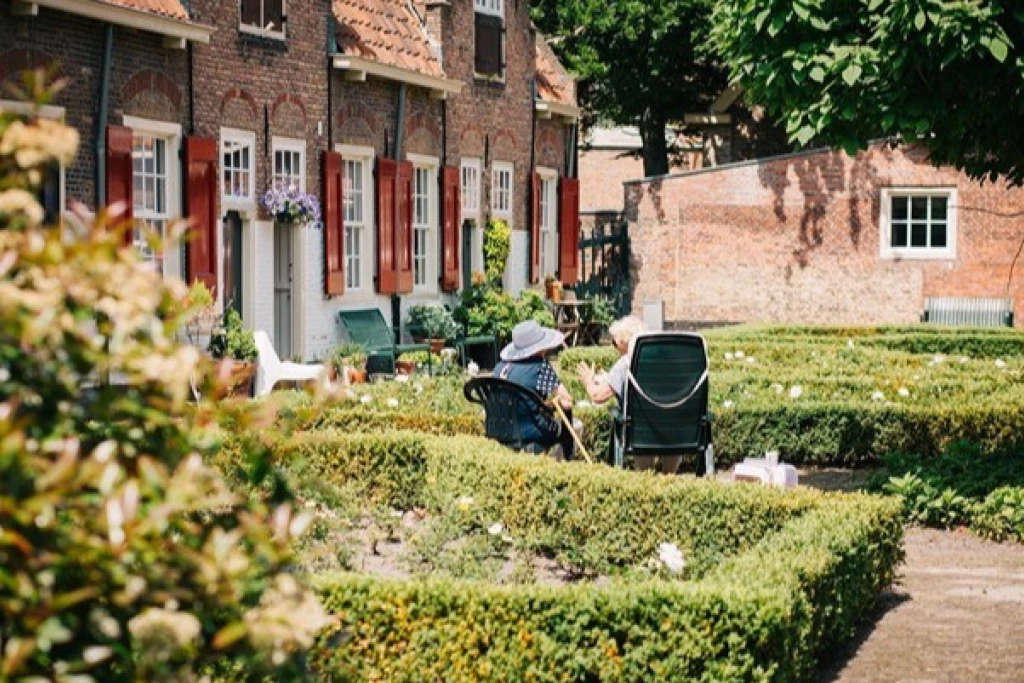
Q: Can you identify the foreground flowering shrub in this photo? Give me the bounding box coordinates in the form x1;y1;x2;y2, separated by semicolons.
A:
0;74;327;681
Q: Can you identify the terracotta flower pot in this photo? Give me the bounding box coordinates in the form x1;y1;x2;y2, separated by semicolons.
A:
429;338;446;355
225;359;256;398
396;360;417;376
345;366;368;384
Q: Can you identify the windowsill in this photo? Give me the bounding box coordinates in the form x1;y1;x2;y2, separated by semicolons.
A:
474;73;506;85
880;249;956;261
239;24;287;41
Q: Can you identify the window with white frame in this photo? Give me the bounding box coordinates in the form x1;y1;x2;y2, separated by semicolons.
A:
474;0;504;78
538;172;558;278
221;129;255;206
132;134;168;265
125;116;181;276
272;138;304;191
880;188;957;259
491;162;513;219
412;164;434;289
240;0;285;38
343;157;367;291
474;0;502;13
461;158;481;218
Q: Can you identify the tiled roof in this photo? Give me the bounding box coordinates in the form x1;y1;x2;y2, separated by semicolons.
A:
101;0;189;21
333;0;444;80
535;35;575;108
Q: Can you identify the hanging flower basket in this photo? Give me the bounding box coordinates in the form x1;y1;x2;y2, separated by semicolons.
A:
261;187;322;227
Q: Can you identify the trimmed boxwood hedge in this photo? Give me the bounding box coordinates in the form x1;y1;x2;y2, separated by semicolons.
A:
214;430;902;681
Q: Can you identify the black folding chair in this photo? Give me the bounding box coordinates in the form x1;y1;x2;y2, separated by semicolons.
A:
612;332;713;476
463;377;562;454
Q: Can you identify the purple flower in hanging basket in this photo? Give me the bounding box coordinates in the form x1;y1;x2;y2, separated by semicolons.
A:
261;186;322;228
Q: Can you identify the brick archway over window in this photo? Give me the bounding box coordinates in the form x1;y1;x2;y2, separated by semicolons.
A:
492;128;517;158
121;69;182;119
536;127;561;168
219;88;259;127
335;102;379;146
271;93;308;128
405;111;441;156
459;125;485;158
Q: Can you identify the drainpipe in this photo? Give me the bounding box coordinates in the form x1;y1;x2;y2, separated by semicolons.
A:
391;83;408;342
568;122;578;179
187;41;196;134
528;77;538;284
327;17;337;148
95;23;114;210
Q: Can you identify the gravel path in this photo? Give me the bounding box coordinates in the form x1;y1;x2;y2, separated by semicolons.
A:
815;527;1024;682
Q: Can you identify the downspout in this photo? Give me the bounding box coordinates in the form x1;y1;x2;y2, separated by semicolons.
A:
187;41;196;134
568;122;578;179
391;83;408;342
327;16;337;149
528;77;538;284
439;98;448;291
95;23;114;210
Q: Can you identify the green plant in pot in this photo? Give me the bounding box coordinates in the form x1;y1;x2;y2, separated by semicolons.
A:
396;350;444;376
331;342;368;384
407;303;459;354
209;307;258;396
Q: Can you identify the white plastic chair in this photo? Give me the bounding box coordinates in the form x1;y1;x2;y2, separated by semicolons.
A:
254;330;326;397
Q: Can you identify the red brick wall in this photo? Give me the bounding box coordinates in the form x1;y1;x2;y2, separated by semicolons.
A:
626;144;1024;327
189;0;331;216
0;2;188;208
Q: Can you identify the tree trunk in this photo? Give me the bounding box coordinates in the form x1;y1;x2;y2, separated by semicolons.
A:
639;113;669;178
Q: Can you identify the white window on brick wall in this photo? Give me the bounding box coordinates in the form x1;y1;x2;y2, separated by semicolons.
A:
475;0;503;15
272;138;304;191
343;157;366;291
474;0;504;79
221;128;256;208
125;116;181;277
880;188;957;260
491;162;513;220
461;157;481;219
538;170;558;278
240;0;286;39
412;164;434;290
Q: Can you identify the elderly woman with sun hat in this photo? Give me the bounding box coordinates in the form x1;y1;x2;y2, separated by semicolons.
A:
493;320;583;460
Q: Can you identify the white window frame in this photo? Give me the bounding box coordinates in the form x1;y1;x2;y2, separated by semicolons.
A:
461;157;481;220
124;115;181;278
336;144;375;296
239;0;287;40
408;153;439;294
271;137;305;192
220;127;256;212
1;100;66;227
879;187;957;260
473;0;506;82
538;168;558;279
491;161;514;220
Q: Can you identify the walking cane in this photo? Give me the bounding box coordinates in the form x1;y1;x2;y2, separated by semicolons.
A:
549;399;593;464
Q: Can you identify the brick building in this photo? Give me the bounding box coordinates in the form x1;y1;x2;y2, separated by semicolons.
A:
625;144;1024;328
1;0;581;362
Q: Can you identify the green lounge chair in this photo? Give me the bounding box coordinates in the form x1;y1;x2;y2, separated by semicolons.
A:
337;308;429;377
611;332;713;476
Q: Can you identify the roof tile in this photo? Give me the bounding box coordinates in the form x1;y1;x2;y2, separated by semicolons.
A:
333;0;444;80
102;0;189;21
535;35;575;108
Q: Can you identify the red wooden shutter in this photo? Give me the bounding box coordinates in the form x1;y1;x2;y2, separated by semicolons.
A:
106;124;133;246
323;151;345;296
558;177;581;286
530;171;541;284
441;166;461;292
376;157;398;294
396;160;414;294
184;136;218;291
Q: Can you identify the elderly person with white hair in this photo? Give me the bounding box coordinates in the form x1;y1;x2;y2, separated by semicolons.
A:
577;316;646;406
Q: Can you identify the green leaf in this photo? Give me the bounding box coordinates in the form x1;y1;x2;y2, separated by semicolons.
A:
794;3;810;21
754;9;770;32
795;125;816;145
842;63;863;86
768;15;786;37
988;37;1009;63
915;11;926;30
810;66;827;83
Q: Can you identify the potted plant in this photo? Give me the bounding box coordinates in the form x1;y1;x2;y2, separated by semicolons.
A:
330;343;368;384
407;303;459;354
261;186;322;227
181;280;219;349
208;308;258;397
544;275;563;302
396;350;443;376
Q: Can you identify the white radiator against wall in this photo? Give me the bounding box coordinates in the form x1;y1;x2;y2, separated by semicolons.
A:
923;297;1014;327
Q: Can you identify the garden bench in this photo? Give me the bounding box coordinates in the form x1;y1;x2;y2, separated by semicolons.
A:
611;332;714;476
337;308;429;377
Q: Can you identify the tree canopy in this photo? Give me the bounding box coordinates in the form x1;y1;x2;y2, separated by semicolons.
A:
532;0;725;177
712;0;1024;184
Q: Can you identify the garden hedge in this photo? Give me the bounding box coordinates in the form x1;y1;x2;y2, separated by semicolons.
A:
214;430;903;681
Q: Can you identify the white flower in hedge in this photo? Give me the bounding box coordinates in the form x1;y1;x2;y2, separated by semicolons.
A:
932;354;945;365
487;522;505;536
395;374;410;383
345;389;357;400
360;394;372;405
995;359;1007;369
847;340;855;349
898;387;910;398
657;542;686;574
771;383;784;394
456;495;474;511
871;391;885;402
722;400;734;409
724;352;734;361
414;383;424;395
960;356;970;364
735;350;745;359
789;386;803;399
386;398;400;408
746;356;756;364
467;361;480;376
